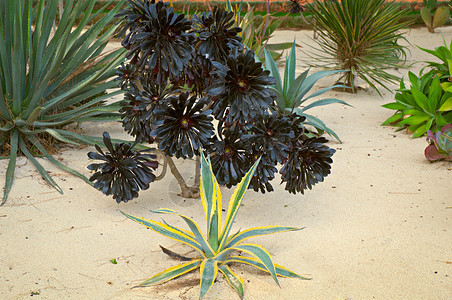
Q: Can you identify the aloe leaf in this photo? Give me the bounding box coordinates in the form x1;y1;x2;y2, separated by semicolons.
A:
120;211;205;256
218;158;261;250
2;129;19;205
226;256;311;279
230;244;279;287
225;226;303;248
152;208;215;257
44;129;80;146
139;259;201;287
218;265;244;300
199;259;219;299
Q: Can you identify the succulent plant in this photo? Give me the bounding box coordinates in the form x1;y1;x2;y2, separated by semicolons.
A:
425;124;452;162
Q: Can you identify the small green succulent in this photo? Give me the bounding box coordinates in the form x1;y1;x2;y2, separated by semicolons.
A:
121;152;308;299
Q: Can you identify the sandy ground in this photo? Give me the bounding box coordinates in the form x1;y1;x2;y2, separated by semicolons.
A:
1;28;451;300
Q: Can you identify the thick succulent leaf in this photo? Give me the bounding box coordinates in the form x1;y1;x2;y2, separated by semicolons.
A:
284;41;297;97
152;208;215;257
218;158;261;250
120;211;205;256
218;265;245;300
225;256;311;280
300;98;351;112
264;49;283;93
139;259;202;286
199;152;222;251
199;259;219;299
225;226;304;248
229;243;279;286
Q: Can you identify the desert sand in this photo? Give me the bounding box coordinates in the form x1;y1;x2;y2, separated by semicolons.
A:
1;27;451;299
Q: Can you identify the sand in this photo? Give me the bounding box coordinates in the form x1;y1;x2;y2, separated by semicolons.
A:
1;27;451;300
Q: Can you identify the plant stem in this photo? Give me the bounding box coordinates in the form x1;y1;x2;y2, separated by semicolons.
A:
166;156;200;198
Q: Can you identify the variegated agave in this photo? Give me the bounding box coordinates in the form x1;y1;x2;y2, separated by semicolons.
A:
121;152;309;299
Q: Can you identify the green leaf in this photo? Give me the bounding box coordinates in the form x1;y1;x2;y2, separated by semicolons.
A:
382;102;407;111
226;256;311;280
139;259;201;286
152;208;215;258
218;265;245;299
264;49;282;93
410;87;429;112
301;98;351;112
199;152;222;251
438;97;452;111
230;244;279;287
199;259;219;299
225;226;303;248
381;112;404;126
2;129;19;205
283;41;297;97
218;158;261;250
120;211;205;256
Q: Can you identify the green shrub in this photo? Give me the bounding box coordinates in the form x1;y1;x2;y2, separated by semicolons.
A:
305;0;412;96
121;152;308;299
0;0;126;204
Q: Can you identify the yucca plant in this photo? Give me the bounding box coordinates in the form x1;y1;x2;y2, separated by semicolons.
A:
264;42;350;142
121;152;308;299
0;0;126;204
305;0;412;96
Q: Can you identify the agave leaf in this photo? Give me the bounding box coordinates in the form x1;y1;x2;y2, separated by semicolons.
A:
226;255;311;280
2;130;19;205
152;208;215;257
283;41;297;97
229;243;279;287
218;158;261;250
300;98;352;112
199;259;219;300
225;226;304;248
120;211;206;256
199;152;222;251
139;259;202;287
264;49;282;93
218;265;245;299
19;138;63;194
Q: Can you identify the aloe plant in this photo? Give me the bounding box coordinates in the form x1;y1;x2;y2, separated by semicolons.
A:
122;152;308;299
264;42;350;142
0;0;126;204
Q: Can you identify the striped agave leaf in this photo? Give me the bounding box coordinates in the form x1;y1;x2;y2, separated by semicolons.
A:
0;0;127;204
121;152;306;299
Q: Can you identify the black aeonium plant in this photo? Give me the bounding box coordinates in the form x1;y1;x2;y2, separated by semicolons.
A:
207;49;276;124
151;92;214;159
87;132;158;203
89;0;337;202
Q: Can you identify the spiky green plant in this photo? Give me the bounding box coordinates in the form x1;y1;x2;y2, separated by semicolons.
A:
0;0;126;204
121;152;308;299
264;42;350;142
306;0;412;96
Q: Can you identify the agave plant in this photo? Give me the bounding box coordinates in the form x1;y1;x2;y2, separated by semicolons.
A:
306;0;412;95
121;152;308;299
0;0;126;204
264;42;350;142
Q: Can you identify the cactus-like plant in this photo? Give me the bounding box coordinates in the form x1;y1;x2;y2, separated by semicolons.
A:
421;0;450;33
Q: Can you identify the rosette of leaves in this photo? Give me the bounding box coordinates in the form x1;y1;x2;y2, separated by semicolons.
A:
210;126;248;188
245;152;278;193
121;152;308;299
115;62;140;91
151;93;214;159
207;49;276;124
281;136;335;194
193;6;243;63
177;53;215;95
116;0;195;80
87;132;158;203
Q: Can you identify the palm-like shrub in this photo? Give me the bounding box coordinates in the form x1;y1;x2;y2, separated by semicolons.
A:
0;0;126;204
306;0;412;95
121;153;309;299
88;0;337;202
